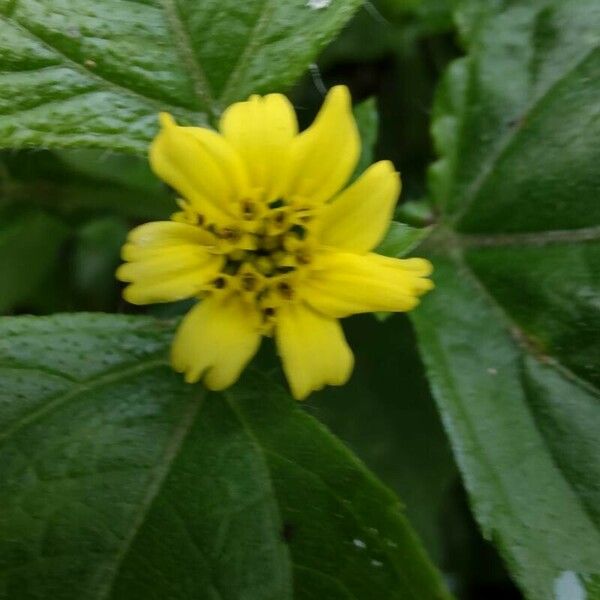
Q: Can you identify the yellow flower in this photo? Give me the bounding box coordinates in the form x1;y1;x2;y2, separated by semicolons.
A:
116;86;433;399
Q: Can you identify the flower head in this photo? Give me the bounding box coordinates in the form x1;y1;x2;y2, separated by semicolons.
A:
117;86;433;399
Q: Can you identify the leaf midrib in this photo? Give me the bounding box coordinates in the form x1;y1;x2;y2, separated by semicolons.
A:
96;386;206;599
413;251;600;596
421;223;600;253
223;394;295;599
429;229;600;397
454;250;600;526
229;371;451;600
157;0;217;116
455;236;600;398
0;351;210;599
262;447;423;600
412;288;557;555
218;0;275;106
0;15;200;119
458;225;600;248
0;357;166;443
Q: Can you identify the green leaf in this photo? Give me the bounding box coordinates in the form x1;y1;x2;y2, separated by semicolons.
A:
411;1;600;598
377;221;432;258
0;0;361;152
353;97;379;180
0;313;450;599
375;0;453;34
0;208;69;313
307;314;456;564
72;216;129;310
395;200;435;227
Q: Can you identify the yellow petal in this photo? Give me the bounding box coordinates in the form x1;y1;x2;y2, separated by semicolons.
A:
150;113;250;225
316;161;401;252
275;302;354;400
171;294;262;389
117;246;216;282
116;221;223;305
301;251;434;318
122;267;220;305
125;221;216;250
282;86;360;205
220;94;298;202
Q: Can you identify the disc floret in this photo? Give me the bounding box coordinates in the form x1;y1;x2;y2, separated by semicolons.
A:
196;198;315;332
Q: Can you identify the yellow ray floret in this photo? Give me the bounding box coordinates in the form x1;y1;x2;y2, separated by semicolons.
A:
117;85;434;400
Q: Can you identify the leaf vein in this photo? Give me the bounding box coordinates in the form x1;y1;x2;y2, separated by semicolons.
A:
219;0;275;106
459;225;600;248
452;45;597;226
158;0;217;115
0;357;167;444
412;286;562;572
262;448;424;600
222;394;295;597
167;499;226;600
0;15;200;119
293;564;358;600
95;388;205;599
455;254;600;529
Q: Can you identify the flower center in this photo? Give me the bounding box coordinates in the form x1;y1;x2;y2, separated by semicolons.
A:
183;198;317;327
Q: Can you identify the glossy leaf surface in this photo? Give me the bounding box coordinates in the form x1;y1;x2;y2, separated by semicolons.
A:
411;1;600;597
0;314;450;599
0;0;361;152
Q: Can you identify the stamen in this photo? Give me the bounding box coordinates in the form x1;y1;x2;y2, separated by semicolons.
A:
241;200;255;220
223;261;241;275
221;227;241;242
278;281;293;299
296;250;311;265
213;276;227;289
210;195;312;302
241;273;257;291
268;209;288;234
289;224;306;239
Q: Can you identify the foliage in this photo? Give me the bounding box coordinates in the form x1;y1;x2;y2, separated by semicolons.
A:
411;0;600;598
0;0;598;598
0;314;449;599
0;0;361;150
